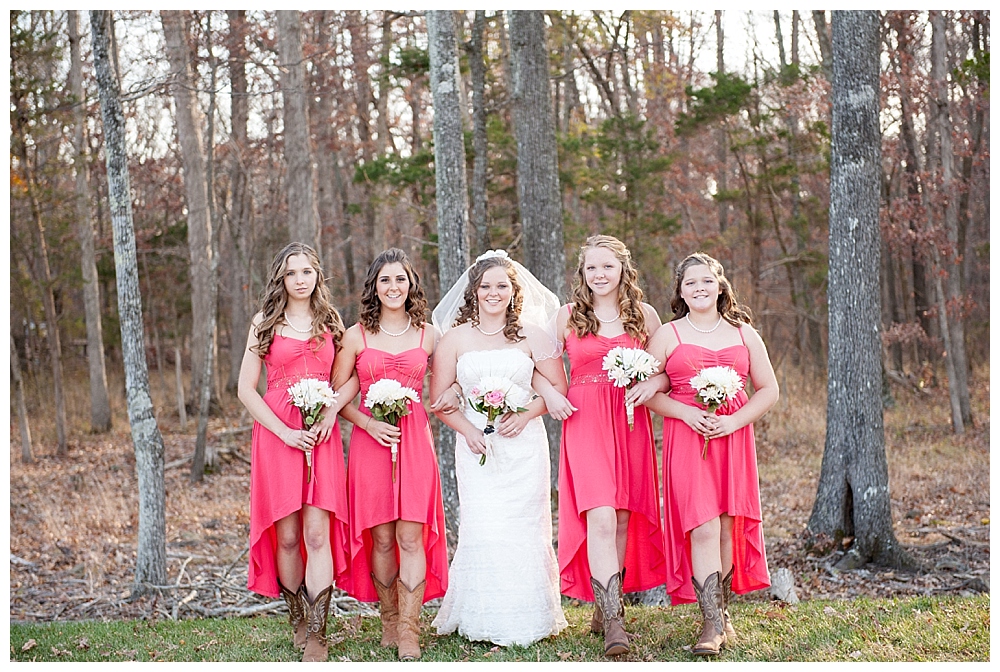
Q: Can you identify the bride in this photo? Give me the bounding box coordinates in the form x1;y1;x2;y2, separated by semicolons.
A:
429;250;570;647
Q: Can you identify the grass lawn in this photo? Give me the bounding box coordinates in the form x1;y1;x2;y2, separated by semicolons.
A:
10;594;989;662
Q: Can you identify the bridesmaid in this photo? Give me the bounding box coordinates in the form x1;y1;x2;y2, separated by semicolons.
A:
537;235;666;657
237;242;354;662
330;248;453;661
644;252;777;656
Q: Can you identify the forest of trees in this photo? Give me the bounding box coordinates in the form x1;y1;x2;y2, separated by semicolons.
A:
9;10;990;583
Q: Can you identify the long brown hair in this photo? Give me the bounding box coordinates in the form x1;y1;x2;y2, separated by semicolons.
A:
670;252;753;327
453;255;525;343
567;235;648;344
251;242;345;356
358;248;428;333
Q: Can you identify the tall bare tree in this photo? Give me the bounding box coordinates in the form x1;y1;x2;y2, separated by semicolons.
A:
807;10;911;570
68;10;112;433
161;10;219;417
427;9;471;542
277;10;321;252
11;335;34;463
468;10;490;252
90;9;168;592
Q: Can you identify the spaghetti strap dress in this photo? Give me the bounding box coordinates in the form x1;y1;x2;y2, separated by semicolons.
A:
248;332;350;598
661;321;770;605
342;327;448;603
557;325;666;600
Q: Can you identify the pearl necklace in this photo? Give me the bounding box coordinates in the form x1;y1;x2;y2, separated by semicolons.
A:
594;309;620;324
379;315;412;337
284;313;312;334
475;322;506;336
686;314;724;334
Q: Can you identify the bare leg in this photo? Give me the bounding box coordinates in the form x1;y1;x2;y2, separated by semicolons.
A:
690;516;723;584
614;509;631;573
719;513;734;576
395;520;427;590
370;521;401;586
274;510;305;591
585;506;619;584
301;504;333;599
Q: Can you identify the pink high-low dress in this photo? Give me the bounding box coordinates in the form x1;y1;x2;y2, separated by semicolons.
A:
558;327;666;600
248;332;350;598
342;327;448;603
661;321;770;604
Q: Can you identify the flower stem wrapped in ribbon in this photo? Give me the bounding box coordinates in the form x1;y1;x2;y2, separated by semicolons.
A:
602;346;660;430
287;378;340;482
690;365;744;459
364;378;420;482
468;376;529;466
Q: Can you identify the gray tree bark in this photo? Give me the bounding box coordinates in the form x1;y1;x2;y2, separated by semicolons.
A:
807;10;912;570
224;9;253;392
11;335;34;463
469;10;490;253
68;10;112;433
715;10;729;234
812;10;833;78
90;9;168;592
276;10;321;252
428;9;471;545
161;10;219;414
508;10;567;490
929;11;973;432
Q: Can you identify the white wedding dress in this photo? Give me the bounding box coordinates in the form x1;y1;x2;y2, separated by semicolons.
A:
432;348;568;647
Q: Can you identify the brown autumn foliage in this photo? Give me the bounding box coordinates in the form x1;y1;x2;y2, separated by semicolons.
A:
9;363;988;623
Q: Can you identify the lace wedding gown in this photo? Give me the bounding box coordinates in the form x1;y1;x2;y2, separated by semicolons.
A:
432;348;567;647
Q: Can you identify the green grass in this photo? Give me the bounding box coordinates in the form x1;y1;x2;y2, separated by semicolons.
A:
9;595;989;662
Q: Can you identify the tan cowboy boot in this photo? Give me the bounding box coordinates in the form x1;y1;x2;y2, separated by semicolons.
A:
590;567;626;635
590;572;629;657
396;578;426;661
721;567;736;644
691;572;726;656
278;581;308;650
302;585;333;662
371;573;400;648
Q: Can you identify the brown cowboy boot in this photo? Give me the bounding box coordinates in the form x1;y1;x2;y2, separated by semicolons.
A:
590;567;626;635
278;581;308;650
691;572;726;656
371;573;400;648
590;572;629;657
721;567;736;644
396;578;426;661
302;585;333;662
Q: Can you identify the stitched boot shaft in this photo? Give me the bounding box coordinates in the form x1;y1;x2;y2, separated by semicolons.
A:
396;578;426;661
278;581;308;650
721;568;736;643
371;573;400;648
302;585;333;662
691;572;726;656
590;572;629;657
590;567;626;635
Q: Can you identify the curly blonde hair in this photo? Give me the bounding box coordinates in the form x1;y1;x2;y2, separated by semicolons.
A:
453;255;525;343
358;248;428;334
670;252;753;327
251;242;345;356
567;235;648;344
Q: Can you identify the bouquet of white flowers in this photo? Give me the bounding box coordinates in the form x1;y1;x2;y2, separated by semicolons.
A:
690;365;744;459
364;378;421;482
602;346;660;430
287;378;340;482
468;377;529;466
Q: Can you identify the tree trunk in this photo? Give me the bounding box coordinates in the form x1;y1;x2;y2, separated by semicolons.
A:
428;9;472;545
807;10;912;570
69;10;112;433
508;10;567;489
930;11;973;431
276;10;321;252
90;9;168;592
224;10;253;393
469;10;490;252
348;12;382;260
13;93;68;457
812;10;832;78
161;10;219;413
715;10;729;234
11;335;34;463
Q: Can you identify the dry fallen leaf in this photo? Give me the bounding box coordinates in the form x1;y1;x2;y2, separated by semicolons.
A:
21;639;37;652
